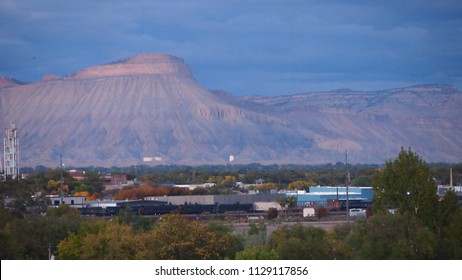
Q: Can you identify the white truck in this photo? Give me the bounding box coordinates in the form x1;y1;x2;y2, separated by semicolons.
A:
303;207;316;217
349;208;366;218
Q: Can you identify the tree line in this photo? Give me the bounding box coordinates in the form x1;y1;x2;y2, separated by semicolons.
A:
12;160;462;200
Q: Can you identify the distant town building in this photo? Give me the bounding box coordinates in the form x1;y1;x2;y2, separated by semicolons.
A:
108;173;127;186
69;169;86;181
103;173;129;191
255;178;265;185
48;195;85;208
287;186;373;208
3;124;19;179
438;185;462;205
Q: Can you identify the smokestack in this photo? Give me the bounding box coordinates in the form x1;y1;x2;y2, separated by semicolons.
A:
450;168;453;188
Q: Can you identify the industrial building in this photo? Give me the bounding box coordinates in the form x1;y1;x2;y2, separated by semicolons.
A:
286;186;373;208
48;195;85;207
438;185;462;205
2;124;19;180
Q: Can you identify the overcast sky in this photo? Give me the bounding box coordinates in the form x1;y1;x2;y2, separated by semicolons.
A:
1;0;461;96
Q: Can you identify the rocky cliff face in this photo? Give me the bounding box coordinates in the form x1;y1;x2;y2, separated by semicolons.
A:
1;54;461;167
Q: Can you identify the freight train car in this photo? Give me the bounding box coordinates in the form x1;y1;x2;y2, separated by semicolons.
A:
79;202;254;216
339;199;372;211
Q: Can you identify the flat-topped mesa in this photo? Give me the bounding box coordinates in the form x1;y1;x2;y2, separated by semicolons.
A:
392;84;458;93
71;54;193;79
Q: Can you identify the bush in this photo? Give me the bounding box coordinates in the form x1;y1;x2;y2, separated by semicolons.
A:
316;206;328;219
267;208;278;220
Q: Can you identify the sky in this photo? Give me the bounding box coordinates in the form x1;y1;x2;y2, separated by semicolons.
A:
1;0;461;96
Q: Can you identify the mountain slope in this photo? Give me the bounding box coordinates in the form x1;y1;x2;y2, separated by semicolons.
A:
0;54;316;167
1;54;461;167
240;84;462;163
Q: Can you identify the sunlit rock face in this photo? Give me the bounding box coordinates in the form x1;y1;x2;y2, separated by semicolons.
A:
71;54;194;79
1;54;461;167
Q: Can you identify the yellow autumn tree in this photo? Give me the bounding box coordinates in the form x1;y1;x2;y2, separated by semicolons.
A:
256;182;278;193
47;179;68;195
287;180;315;191
56;214;235;260
147;214;231;260
73;191;101;201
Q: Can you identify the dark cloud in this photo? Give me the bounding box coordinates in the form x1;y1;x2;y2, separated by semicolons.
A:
0;0;461;95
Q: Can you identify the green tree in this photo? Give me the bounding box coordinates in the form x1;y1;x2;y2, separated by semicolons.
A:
45;204;80;217
206;220;244;259
247;222;268;245
351;176;371;187
113;206;155;232
435;190;462;259
221;175;237;189
367;148;462;259
82;170;104;193
269;224;330;259
372;147;439;228
326;224;355;260
0;179;48;218
277;196;296;209
277;196;296;219
235;245;278;260
346;213;437;259
1;206;83;259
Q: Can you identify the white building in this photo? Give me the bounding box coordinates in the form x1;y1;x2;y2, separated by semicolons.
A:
3;124;19;179
48;195;85;208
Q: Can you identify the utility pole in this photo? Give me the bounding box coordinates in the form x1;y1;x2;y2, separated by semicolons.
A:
60;155;64;205
48;243;52;260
